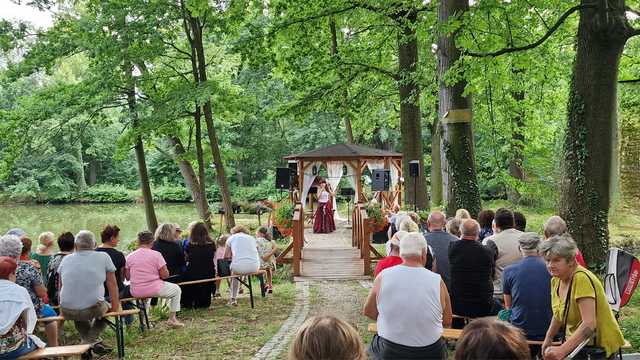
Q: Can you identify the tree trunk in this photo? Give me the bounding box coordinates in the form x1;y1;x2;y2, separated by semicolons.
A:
126;70;158;231
168;135;212;229
87;159;97;186
75;140;87;191
437;0;481;217
186;13;235;230
430;111;443;206
560;0;631;265
397;10;429;210
508;82;526;203
329;17;354;144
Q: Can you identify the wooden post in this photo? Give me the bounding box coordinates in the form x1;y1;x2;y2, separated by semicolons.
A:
298;160;304;206
361;207;371;275
292;203;302;276
355;160;363;203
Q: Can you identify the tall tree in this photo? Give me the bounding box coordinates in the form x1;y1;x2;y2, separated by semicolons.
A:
560;0;639;264
437;0;481;217
181;0;236;229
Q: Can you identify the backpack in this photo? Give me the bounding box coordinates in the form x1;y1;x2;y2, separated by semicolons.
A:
46;254;65;307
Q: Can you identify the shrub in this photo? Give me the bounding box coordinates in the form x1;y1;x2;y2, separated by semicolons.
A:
274;200;294;229
7;178;40;202
153;185;192;202
79;185;136;203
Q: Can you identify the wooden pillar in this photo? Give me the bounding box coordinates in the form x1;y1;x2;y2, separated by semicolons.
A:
355;160;363;203
298;159;304;207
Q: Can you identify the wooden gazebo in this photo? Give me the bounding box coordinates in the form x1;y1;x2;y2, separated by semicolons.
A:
284;143;403;208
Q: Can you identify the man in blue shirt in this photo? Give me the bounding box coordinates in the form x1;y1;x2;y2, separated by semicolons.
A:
502;232;552;342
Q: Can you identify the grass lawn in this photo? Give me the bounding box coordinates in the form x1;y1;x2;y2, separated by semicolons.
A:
56;280;296;359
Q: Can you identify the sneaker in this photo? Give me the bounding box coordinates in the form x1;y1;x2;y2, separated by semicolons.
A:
226;299;238;306
267;285;273;294
92;342;112;356
167;320;185;328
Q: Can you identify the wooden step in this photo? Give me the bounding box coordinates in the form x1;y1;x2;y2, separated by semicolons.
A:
302;248;360;258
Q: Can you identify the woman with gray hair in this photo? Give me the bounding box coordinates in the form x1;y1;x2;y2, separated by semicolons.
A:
540;234;623;360
152;223;186;277
0;235;58;348
542;216;586;267
501;232;552;356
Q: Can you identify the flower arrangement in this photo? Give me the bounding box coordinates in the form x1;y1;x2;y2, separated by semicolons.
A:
274;200;295;237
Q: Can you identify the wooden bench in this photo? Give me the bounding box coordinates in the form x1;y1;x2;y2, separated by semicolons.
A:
38;309;139;359
367;323;563;347
17;344;92;359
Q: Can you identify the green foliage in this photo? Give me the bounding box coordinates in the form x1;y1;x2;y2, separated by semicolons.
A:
152;185;192;202
274;200;294;229
79;185;136;203
366;203;384;227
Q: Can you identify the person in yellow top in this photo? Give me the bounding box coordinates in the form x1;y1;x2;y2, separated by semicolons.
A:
539;234;624;360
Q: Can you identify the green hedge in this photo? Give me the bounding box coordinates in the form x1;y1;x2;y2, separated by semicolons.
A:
78;185;136;203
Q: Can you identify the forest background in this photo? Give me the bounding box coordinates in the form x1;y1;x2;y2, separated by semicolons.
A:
1;0;639;266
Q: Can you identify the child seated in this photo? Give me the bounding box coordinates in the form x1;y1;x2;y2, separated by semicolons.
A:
256;227;277;293
213;235;228;297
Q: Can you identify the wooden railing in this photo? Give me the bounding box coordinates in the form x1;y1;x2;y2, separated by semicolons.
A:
352;203;372;275
275;203;305;276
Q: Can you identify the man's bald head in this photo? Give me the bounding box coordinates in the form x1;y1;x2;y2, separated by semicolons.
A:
461;219;480;240
427;211;446;231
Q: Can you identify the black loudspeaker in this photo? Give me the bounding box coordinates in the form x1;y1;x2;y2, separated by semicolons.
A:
409;160;420;177
276;167;290;189
372;169;390;191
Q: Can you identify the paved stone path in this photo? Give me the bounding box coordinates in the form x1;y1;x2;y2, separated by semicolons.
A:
251;282;310;360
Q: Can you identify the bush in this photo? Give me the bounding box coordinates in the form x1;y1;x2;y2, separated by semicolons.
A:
153;185;192;202
274;200;294;229
79;185;136;203
7;178;40;202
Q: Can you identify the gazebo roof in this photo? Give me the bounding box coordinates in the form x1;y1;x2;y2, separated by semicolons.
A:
284;143;402;160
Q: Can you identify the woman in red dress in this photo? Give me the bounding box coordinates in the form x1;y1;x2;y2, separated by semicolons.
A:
313;180;336;233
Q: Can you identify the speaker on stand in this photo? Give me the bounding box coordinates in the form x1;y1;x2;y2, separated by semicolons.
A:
409;160;419;211
340;188;355;226
275;167;291;201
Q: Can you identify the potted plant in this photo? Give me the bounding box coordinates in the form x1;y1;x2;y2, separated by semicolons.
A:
366;203;388;233
274;200;295;237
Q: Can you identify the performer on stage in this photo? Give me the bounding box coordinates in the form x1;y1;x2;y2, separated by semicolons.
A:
313;179;336;234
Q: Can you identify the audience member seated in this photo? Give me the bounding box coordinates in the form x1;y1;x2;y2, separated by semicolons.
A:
478;210;495;241
446;218;462;238
454;318;531;360
224;226;260;306
32;232;55;278
502;233;552;354
449;220;500;321
288;315;367;360
58;231;119;355
543;216;586;267
126;231;183;327
181;223;216;309
375;231;407;277
482;208;523;299
364;233;452;360
152;223;186;278
397;219;436;271
423;211;458;289
97;225;129;299
455;209;471;220
46;232;74;308
513;211;527;232
0;235;58;347
213;235;228;298
256;226;277;294
0;256;45;360
540;234;624;360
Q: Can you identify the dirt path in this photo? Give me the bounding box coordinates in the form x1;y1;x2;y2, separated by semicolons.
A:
257;279;373;360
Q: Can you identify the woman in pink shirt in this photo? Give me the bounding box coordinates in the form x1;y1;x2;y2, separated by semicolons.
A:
125;231;184;327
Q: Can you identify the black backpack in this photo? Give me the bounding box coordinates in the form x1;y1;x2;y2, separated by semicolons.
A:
46;254;65;307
